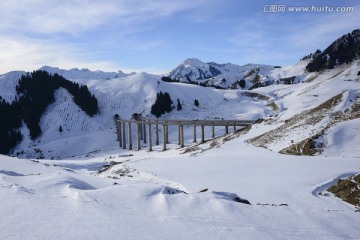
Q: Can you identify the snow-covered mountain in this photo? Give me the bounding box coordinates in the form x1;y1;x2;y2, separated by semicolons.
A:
39;66;132;80
0;30;360;160
0;58;358;159
164;58;277;89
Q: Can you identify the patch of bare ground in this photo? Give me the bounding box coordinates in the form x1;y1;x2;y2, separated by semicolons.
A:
242;91;270;101
252;74;261;85
303;72;319;83
181;126;251;156
243;69;255;79
267;102;279;112
326;174;360;210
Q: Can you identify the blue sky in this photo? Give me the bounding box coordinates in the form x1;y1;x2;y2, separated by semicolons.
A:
0;0;359;74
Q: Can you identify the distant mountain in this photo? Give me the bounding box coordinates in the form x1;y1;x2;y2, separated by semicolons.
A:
39;66;131;80
164;58;277;90
306;29;360;72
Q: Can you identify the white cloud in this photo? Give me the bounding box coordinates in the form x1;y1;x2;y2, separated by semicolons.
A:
287;11;360;51
0;0;212;35
0;34;171;74
226;9;360;66
0;0;219;73
0;36;119;74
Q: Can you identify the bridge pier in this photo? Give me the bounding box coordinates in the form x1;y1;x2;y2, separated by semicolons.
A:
201;125;205;143
193;125;197;143
128;122;132;150
147;121;152;152
122;122;126;149
179;125;184;148
116;121;123;147
143;122;147;144
165;125;169;143
155;123;159;145
162;124;167;151
140;122;143;140
178;125;181;145
136;123;141;150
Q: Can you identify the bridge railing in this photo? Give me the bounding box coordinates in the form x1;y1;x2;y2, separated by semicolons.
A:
114;116;255;151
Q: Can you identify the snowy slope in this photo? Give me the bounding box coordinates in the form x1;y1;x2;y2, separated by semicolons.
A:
248;59;360;156
1;134;360;239
322;119;360;158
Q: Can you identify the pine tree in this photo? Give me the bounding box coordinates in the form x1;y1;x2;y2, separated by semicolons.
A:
194;99;199;107
150;91;173;118
177;98;182;111
239;80;246;89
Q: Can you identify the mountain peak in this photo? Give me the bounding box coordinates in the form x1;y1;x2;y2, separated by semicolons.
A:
181;58;205;68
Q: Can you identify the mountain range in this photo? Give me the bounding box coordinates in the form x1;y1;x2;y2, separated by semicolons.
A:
0;29;359;159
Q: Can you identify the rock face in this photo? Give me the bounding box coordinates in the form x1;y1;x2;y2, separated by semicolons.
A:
306;29;360;72
327;174;360;209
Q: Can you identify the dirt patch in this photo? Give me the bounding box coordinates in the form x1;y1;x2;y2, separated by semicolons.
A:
242;91;270;101
327;174;360;210
303;73;319;83
181;145;203;155
267;102;279;112
243;69;255;79
279;137;319;156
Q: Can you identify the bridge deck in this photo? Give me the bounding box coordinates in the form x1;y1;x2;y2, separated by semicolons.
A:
114;116;256;151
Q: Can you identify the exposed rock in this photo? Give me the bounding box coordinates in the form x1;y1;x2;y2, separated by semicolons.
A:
327;174;360;209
